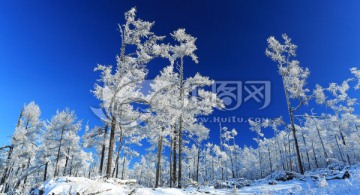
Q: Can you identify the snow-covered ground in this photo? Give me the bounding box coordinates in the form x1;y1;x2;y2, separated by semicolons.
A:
32;165;360;195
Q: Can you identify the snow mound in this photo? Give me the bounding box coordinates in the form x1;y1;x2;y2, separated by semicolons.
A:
32;177;136;195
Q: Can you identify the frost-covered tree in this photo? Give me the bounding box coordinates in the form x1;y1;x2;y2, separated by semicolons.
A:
92;7;166;178
43;108;82;177
1;102;43;193
266;34;310;174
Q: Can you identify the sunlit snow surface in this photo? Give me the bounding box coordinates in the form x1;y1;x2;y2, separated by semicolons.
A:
34;165;360;195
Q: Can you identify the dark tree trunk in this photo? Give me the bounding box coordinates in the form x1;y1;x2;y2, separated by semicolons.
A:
0;146;13;185
121;156;126;180
43;162;48;182
115;127;124;178
315;125;328;165
155;128;164;188
196;147;200;182
301;134;311;170
54;127;65;177
106;116;116;178
169;135;173;188
172;129;177;187
178;118;183;188
268;147;273;173
311;142;319;168
63;148;70;176
99;125;108;175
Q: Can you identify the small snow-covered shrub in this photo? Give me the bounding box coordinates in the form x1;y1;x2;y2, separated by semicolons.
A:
317;177;328;188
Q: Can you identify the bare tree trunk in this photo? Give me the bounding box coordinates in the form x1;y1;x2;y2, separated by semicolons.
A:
276;137;286;170
258;145;263;177
289;114;304;174
178;118;183;188
268;147;273;173
155;128;164;188
0;146;13;185
311;142;319;168
63;148;70;176
121;156;126;180
69;155;74;176
301;134;311;170
106;115;116;178
99;125;108;175
172;129;177;187
54;126;65;177
211;158;214;180
43;161;48;182
335;135;346;164
196;147;201;182
339;129;351;165
115;127;124;178
288;142;293;172
315;125;328;165
169;135;173;188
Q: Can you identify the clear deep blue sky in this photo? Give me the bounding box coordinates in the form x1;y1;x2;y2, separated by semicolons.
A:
1;0;360;148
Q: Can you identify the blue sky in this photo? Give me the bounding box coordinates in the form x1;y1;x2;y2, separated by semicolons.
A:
1;0;360;148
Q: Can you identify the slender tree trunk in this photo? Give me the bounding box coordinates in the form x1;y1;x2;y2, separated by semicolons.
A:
280;66;304;174
0;146;13;185
115;127;124;178
315;124;328;165
178;56;184;188
335;135;346;163
268;147;273;173
196;147;201;182
258;146;263;177
339;129;351;165
204;152;208;181
63;148;70;176
301;134;311;170
178;121;183;188
172;129;177;187
155;128;164;188
69;155;74;176
43;162;48;182
311;142;319;168
289;114;304;174
99;125;108;175
211;158;214;180
288;142;293;172
276;137;286;170
106;115;116;178
121;156;126;180
169;135;173;188
54;127;65;177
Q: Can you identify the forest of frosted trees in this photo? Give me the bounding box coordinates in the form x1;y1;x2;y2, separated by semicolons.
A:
1;8;360;194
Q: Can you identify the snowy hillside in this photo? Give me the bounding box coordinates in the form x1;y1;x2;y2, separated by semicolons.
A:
30;164;360;195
